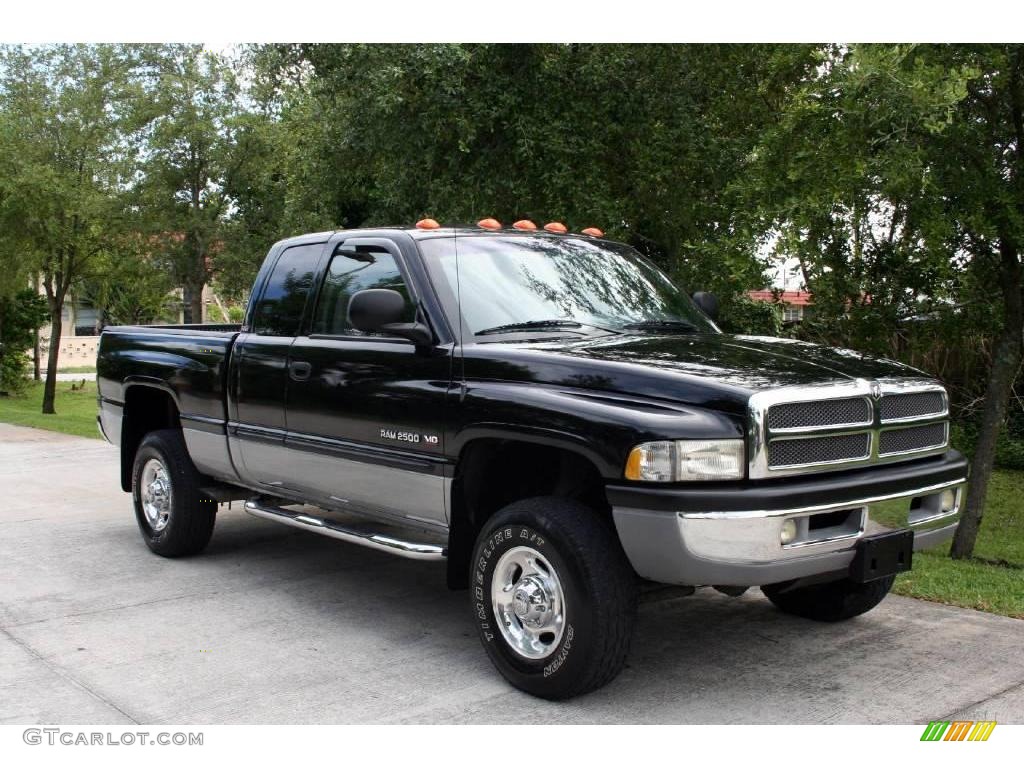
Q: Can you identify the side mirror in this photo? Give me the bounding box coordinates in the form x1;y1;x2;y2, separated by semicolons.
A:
347;289;433;345
691;291;719;321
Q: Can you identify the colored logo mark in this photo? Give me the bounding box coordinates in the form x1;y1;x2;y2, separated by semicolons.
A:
920;720;996;742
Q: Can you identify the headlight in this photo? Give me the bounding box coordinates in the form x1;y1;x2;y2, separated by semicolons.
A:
624;439;745;482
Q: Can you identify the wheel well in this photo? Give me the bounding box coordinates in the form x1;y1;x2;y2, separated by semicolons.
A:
446;438;611;589
120;386;181;491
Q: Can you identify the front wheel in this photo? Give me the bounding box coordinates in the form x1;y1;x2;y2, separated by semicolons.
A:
762;575;895;622
470;497;637;700
132;429;216;557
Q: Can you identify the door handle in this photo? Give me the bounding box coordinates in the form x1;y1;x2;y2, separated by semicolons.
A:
289;361;312;381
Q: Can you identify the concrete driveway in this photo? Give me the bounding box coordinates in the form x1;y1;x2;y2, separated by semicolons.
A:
1;422;1022;724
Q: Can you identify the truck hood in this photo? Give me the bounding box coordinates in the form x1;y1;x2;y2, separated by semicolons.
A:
465;332;926;415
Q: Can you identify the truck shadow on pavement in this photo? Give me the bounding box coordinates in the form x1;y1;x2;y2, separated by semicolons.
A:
179;509;1023;724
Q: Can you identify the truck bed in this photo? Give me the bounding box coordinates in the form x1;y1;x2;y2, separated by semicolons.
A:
97;323;241;423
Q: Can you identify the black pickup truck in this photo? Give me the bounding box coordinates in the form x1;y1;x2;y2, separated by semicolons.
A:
97;221;967;699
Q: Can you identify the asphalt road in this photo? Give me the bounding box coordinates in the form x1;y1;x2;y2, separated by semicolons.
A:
1;422;1022;724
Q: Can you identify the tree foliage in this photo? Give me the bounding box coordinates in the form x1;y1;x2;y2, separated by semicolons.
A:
741;44;1024;557
0;44;139;412
131;45;244;322
242;44;818;297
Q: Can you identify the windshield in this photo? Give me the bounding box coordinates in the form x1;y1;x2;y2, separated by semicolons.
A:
418;235;718;339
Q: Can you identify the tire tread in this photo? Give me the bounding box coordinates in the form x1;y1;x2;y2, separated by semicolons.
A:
477;497;637;699
133;429;215;557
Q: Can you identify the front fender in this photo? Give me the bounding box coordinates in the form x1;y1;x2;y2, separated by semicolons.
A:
452;381;742;479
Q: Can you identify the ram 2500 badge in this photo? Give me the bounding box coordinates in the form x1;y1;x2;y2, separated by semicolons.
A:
97;218;967;699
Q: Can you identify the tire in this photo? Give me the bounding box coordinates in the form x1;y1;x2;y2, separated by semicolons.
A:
761;574;895;622
131;429;216;557
470;497;637;700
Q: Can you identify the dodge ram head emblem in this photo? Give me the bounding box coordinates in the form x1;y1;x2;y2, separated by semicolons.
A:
870;381;882;399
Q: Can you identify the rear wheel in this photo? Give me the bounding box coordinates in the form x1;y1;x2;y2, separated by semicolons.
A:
470;497;637;699
132;429;216;557
762;575;895;622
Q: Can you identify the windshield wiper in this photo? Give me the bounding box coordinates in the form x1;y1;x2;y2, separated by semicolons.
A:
476;319;584;336
621;319;698;333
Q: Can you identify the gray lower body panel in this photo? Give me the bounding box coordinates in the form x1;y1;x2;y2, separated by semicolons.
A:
284;448;448;528
183;427;239;483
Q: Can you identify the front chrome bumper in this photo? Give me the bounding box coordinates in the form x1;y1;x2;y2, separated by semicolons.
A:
611;469;966;587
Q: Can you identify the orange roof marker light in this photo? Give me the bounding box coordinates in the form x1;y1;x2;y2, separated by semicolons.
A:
581;227;604;237
416;218;441;230
477;217;502;230
543;222;568;233
512;219;537;231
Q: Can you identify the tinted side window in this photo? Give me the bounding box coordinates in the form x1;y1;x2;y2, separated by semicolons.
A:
252;244;322;336
313;247;414;336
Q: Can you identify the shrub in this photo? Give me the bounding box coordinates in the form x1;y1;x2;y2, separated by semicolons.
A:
0;289;48;396
717;294;784;337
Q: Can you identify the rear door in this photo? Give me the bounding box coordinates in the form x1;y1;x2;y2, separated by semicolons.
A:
284;235;454;529
229;241;326;488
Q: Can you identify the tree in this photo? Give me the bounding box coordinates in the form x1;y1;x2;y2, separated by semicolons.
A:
80;234;176;327
248;44;818;300
133;46;243;323
936;46;1024;558
742;44;1024;558
0;45;137;413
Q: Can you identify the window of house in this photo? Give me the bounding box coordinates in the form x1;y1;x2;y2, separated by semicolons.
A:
74;301;100;336
312;246;414;337
783;305;804;323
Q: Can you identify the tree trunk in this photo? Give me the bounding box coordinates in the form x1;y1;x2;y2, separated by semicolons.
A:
41;309;62;415
33;327;41;381
190;283;204;325
951;239;1023;559
32;273;41;380
181;281;205;324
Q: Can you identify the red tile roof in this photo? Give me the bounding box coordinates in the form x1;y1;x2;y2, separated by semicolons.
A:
747;290;813;307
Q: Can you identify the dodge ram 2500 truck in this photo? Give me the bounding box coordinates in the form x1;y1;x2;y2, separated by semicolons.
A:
97;220;967;700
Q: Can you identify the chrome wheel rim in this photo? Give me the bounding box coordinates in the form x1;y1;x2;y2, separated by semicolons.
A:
140;458;172;532
491;545;566;660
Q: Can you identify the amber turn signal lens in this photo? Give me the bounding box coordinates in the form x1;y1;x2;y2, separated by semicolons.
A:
581;227;604;237
477;218;502;230
416;218;441;230
512;219;537;231
543;222;568;233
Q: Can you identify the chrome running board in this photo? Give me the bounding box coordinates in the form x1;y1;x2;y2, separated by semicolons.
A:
244;500;446;561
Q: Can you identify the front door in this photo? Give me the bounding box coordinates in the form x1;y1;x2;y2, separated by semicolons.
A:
230;241;325;488
284;237;454;529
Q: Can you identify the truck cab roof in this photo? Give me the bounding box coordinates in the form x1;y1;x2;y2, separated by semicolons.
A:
271;225;609;251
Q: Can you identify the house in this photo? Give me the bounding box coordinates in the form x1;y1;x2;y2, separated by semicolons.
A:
746;289;813;324
34;285;219;372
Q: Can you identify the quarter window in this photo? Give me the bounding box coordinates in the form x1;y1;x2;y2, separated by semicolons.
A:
252;243;323;336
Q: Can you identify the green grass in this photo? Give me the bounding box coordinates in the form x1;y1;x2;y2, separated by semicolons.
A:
0;379;100;439
57;365;97;373
894;470;1024;619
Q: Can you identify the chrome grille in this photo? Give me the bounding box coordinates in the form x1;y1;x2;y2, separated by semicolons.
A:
767;397;871;430
749;380;950;478
879;423;948;456
768;433;871;468
880;391;946;422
